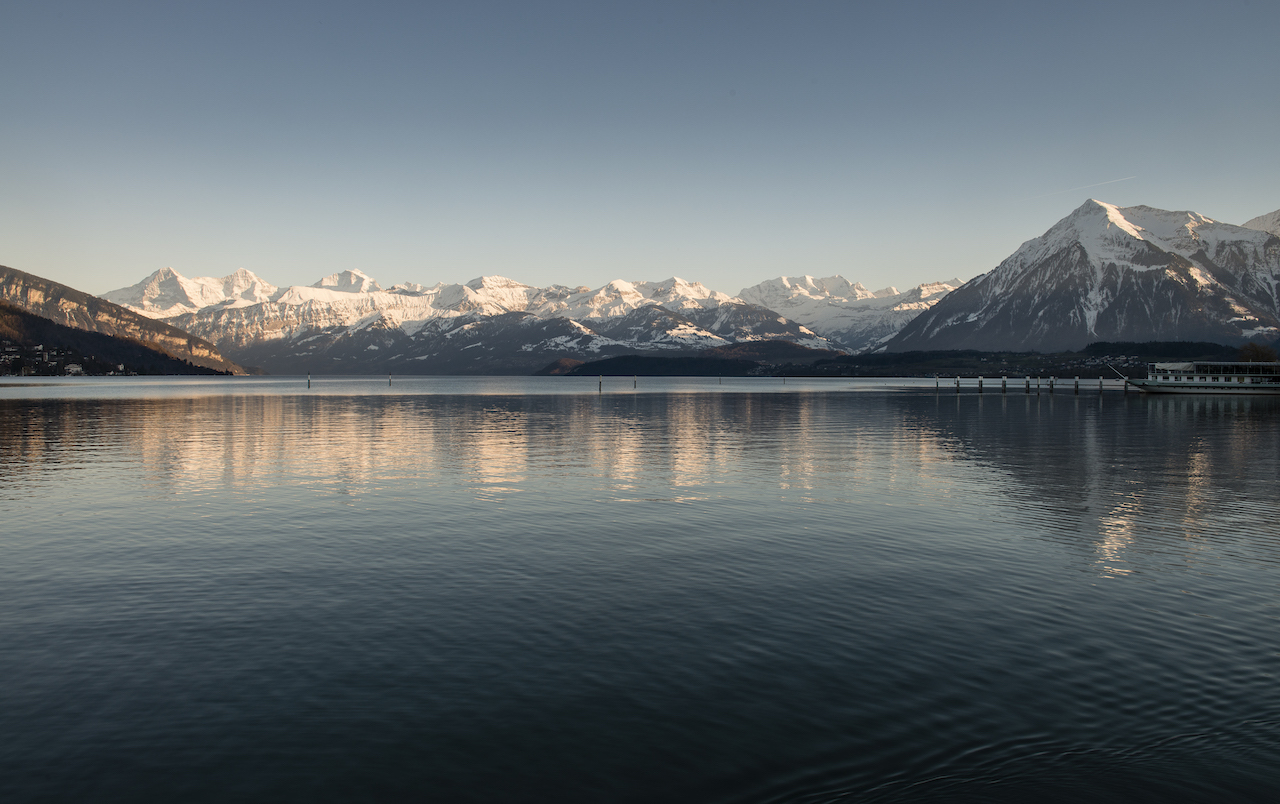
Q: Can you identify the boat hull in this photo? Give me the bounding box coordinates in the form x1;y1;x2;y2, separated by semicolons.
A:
1129;379;1280;394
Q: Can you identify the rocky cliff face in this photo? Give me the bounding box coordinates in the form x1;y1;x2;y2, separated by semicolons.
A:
887;200;1280;353
1;265;247;374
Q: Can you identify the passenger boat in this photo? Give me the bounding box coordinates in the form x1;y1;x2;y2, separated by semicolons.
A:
1128;361;1280;393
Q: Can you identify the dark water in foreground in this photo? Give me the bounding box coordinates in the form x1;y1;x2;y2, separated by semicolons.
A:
1;377;1278;802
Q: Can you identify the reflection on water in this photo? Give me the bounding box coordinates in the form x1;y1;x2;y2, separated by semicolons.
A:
898;393;1280;579
1;392;934;507
7;390;1275;560
1;384;1279;803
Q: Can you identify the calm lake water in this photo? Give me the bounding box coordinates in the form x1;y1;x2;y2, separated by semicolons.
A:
2;376;1278;802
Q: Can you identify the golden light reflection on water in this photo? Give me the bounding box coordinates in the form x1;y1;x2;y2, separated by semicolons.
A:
3;390;1279;577
1096;495;1141;577
899;392;1280;577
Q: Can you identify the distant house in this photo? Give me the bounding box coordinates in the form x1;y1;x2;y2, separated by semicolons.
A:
65;363;84;375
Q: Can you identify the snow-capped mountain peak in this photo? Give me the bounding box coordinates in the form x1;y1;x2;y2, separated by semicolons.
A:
644;277;732;308
312;269;382;293
465;275;533;292
1243;208;1280;237
735;273;962;351
219;268;278;303
739;275;880;304
986;199;1268;298
888;199;1280;353
101;266;278;316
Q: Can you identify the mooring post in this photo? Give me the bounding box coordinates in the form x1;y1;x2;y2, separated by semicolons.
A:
1074;376;1080;395
389;374;392;387
307;372;311;389
634;375;637;389
1099;376;1103;394
1001;376;1007;394
955;376;961;394
935;374;940;392
1049;376;1055;393
599;375;602;393
1024;376;1030;394
978;376;984;394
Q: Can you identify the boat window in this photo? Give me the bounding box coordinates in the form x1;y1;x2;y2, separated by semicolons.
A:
1211;377;1218;382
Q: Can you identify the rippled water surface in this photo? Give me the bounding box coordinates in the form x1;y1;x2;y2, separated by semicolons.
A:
2;376;1278;802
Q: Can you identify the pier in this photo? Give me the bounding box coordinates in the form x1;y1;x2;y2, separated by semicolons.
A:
935;375;1129;394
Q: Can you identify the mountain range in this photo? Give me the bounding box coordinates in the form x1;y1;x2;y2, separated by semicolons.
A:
102;269;960;374
6;197;1277;376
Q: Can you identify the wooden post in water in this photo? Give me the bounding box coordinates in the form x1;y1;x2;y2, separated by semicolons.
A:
1025;376;1030;394
634;375;637;389
978;376;983;394
1099;377;1103;394
307;372;311;389
1001;376;1007;394
1049;376;1055;393
1074;376;1080;395
389;374;392;387
955;376;960;394
599;375;602;393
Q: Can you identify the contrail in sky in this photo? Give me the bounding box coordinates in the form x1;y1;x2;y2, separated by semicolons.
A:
1024;176;1138;201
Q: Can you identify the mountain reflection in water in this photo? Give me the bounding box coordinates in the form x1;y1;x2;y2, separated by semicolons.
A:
1;381;1277;803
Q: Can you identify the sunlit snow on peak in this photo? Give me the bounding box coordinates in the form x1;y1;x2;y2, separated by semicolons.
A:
313;269;382;293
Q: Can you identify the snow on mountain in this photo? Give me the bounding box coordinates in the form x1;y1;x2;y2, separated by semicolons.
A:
102;267;278;317
1243;209;1280;237
104;269;840;373
737;274;961;351
739;275;882;307
888;199;1280;353
98;199;1280;371
112;271;748;333
312;269;383;293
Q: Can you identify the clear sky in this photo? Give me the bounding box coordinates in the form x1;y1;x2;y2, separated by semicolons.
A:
3;0;1278;296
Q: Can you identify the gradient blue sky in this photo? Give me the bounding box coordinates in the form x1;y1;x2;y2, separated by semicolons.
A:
3;0;1278;296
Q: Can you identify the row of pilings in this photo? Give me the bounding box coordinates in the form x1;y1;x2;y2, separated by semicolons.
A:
936;375;1128;395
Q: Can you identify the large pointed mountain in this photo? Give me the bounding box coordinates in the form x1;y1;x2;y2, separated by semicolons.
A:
887;200;1280;353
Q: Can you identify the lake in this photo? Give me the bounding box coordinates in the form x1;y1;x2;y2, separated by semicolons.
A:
2;376;1278;802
